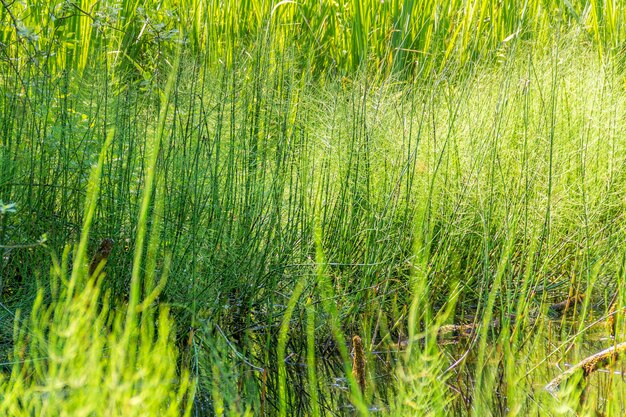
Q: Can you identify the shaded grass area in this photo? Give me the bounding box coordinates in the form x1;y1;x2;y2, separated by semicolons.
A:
2;7;626;415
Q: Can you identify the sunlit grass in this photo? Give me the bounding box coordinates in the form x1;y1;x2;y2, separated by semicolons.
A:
2;1;626;416
2;0;625;77
0;259;194;416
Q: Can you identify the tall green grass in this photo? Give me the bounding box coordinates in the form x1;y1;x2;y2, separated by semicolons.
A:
0;254;194;416
1;0;625;77
0;92;194;415
2;0;626;416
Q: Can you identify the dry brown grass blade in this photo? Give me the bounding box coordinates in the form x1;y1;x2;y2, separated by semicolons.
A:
88;238;114;277
545;342;626;394
607;292;618;337
352;335;366;394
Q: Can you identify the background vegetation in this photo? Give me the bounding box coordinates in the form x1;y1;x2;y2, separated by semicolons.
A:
1;0;626;415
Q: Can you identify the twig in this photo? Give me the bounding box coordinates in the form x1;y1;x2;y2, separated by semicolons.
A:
545;342;626;395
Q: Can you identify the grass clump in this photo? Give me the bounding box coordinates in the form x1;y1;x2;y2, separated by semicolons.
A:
4;1;626;416
0;251;194;416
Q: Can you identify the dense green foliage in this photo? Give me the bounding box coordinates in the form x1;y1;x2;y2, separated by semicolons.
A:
2;1;626;416
1;0;625;76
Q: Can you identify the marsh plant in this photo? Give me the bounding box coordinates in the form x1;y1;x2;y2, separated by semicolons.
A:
2;0;626;416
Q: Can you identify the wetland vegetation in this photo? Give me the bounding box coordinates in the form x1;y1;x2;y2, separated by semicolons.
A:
1;1;626;415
